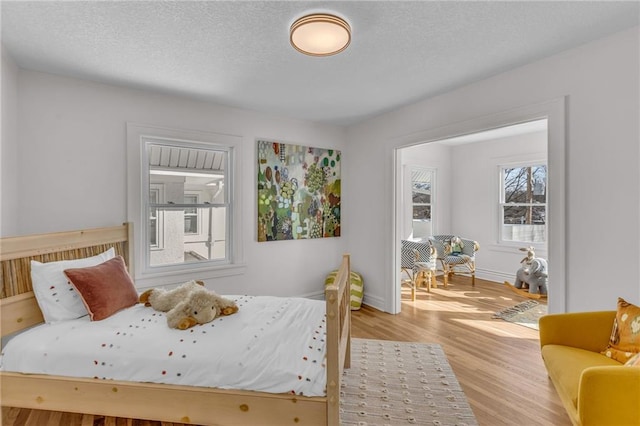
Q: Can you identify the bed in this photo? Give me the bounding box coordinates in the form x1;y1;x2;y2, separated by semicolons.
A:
0;223;352;425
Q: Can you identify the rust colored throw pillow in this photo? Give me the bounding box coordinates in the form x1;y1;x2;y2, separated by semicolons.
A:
602;298;640;363
64;256;138;321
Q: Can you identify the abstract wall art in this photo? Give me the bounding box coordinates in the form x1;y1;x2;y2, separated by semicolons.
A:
257;140;341;242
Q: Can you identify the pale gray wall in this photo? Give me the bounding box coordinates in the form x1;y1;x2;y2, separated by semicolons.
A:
346;27;639;313
5;68;348;298
400;141;452;239
450;131;547;281
2;27;638;313
1;45;19;236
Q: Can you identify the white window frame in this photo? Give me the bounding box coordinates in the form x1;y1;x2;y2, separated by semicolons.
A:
498;161;547;246
183;192;200;235
149;184;164;249
406;166;435;239
127;123;245;287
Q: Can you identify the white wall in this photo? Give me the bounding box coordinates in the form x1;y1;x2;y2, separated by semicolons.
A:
346;27;639;313
451;131;547;281
3;27;638;312
5;68;348;298
1;45;19;236
400;142;452;238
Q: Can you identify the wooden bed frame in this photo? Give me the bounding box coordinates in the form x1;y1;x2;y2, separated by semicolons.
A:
0;223;352;425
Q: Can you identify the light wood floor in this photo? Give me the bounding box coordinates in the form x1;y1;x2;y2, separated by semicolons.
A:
2;276;568;426
356;276;570;426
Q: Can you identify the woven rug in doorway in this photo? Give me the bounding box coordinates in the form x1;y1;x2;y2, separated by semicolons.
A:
340;339;477;426
492;300;547;330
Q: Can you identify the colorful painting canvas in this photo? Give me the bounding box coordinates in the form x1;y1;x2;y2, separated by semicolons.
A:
257;140;341;242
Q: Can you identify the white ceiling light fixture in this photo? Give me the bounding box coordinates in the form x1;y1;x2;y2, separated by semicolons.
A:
290;13;351;57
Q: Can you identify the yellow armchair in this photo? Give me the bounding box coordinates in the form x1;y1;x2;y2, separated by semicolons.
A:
539;311;640;426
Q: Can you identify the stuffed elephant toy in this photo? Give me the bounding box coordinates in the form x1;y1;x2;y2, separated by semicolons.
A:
514;257;548;295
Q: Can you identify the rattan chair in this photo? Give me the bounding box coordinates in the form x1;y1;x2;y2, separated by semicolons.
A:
401;239;437;301
428;235;479;286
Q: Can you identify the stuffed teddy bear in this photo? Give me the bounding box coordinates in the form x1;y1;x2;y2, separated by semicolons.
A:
447;236;464;255
139;280;238;330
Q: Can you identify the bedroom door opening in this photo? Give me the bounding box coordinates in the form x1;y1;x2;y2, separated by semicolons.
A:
391;103;565;315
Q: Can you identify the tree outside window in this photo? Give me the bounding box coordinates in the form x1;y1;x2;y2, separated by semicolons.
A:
500;164;546;243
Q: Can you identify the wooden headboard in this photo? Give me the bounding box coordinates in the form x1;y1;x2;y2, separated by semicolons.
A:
0;223;133;336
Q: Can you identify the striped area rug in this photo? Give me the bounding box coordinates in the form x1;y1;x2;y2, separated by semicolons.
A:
340;339;478;426
492;300;547;330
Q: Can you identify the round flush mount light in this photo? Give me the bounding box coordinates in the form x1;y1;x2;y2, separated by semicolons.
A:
290;13;351;57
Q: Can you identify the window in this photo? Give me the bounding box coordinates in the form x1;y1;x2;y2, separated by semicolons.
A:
500;164;547;243
410;167;435;238
183;194;199;235
127;124;243;281
146;141;230;268
149;185;163;248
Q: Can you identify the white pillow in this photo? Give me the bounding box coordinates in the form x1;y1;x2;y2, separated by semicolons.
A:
31;248;115;323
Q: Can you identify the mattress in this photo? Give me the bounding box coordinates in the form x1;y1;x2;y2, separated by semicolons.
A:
0;295;327;396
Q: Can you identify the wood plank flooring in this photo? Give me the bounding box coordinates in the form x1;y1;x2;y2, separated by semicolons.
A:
1;276;569;426
358;276;570;426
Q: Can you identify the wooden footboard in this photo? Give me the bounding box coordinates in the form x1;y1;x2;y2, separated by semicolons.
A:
325;253;352;425
1;373;330;425
0;224;351;426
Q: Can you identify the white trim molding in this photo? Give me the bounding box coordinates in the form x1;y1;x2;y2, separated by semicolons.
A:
126;123;245;288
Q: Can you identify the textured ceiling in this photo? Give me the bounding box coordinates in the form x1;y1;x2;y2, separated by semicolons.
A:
2;1;638;126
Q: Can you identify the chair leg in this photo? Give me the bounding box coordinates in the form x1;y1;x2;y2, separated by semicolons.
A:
438;260;448;288
470;262;476;286
401;268;416;301
423;271;431;293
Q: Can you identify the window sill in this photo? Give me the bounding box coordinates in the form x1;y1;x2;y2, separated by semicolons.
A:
134;262;247;288
488;242;547;256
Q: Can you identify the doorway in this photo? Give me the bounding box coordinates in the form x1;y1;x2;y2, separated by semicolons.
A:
391;99;566;314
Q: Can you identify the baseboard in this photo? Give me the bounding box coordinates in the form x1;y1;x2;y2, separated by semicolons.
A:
361;294;385;312
475;268;513;284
